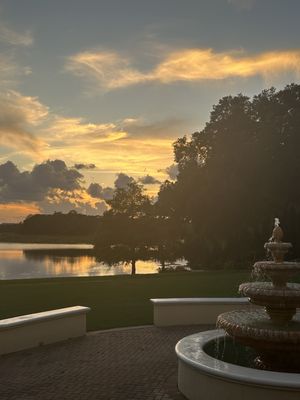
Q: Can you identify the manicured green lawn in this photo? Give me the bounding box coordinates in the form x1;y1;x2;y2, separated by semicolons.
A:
0;271;251;331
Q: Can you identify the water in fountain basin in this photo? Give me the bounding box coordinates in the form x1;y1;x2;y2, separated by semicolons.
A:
205;336;257;369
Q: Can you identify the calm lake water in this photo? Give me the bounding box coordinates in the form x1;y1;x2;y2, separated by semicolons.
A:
0;243;185;280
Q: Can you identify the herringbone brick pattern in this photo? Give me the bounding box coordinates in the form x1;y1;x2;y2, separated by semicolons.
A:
0;325;210;400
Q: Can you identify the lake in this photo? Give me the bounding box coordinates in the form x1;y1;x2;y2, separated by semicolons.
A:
0;243;187;280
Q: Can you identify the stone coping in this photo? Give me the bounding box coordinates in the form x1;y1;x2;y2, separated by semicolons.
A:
0;306;90;331
176;329;300;389
151;297;249;305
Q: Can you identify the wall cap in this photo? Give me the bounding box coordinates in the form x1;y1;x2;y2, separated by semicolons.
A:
151;297;248;305
0;306;90;330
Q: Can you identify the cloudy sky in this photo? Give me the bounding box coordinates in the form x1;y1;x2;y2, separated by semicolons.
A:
1;0;300;222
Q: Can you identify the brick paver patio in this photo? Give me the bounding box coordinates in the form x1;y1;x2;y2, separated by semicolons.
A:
0;325;211;400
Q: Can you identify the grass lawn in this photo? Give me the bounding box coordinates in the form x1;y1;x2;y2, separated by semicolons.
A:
0;271;251;331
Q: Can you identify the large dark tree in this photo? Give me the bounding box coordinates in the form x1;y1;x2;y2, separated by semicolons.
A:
157;84;300;267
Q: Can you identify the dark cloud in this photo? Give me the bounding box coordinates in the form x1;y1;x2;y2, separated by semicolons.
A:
87;183;102;198
114;172;134;189
74;163;96;170
87;183;114;200
159;164;179;180
0;161;35;201
39;190;108;216
0;159;83;202
138;175;161;185
0;159;111;217
31;160;83;191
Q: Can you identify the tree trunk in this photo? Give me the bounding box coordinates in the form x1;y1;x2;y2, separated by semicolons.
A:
131;258;136;275
159;245;166;271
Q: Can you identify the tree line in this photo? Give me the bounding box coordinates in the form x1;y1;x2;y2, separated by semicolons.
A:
0;211;99;237
96;84;300;269
2;84;300;271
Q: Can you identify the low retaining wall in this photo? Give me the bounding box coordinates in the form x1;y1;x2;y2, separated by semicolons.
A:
0;306;90;355
151;298;257;326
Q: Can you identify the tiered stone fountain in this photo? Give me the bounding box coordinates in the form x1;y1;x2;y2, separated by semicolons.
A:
218;219;300;372
176;220;300;400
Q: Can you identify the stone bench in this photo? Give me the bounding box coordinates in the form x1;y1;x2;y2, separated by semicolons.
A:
151;298;258;326
0;306;90;355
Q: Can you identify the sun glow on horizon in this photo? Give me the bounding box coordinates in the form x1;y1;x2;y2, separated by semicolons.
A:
0;203;41;223
2;0;300;220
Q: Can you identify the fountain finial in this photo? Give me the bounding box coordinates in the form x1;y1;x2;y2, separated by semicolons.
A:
265;218;291;264
272;217;283;242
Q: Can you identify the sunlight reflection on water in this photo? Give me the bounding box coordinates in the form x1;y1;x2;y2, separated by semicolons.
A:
0;243;176;279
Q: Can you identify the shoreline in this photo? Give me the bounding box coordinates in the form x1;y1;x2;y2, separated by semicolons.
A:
0;233;94;244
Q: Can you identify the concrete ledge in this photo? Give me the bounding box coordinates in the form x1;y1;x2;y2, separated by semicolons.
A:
0;306;90;355
151;298;257;326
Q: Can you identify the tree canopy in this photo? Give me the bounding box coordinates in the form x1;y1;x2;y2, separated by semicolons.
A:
94;180;183;273
157;84;300;267
94;181;155;274
106;181;152;218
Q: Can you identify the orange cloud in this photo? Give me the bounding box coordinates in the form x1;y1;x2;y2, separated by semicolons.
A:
40;188;108;215
43;115;183;179
66;48;300;90
46;116;127;143
0;87;179;188
66;51;147;90
0;90;48;155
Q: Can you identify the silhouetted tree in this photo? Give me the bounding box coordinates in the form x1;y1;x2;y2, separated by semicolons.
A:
158;84;300;267
107;181;152;217
150;216;183;270
94;182;154;274
95;214;157;274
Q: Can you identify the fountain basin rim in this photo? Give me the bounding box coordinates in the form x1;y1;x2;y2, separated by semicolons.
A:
254;261;300;269
264;242;292;249
239;282;300;297
176;329;300;389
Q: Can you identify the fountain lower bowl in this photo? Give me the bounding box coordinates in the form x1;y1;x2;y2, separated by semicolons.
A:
217;309;300;344
176;329;300;400
217;309;300;371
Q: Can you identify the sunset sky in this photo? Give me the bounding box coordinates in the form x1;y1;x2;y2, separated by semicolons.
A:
1;0;300;222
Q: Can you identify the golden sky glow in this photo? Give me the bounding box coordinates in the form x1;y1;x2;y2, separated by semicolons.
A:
0;203;40;223
0;89;178;179
1;0;300;222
